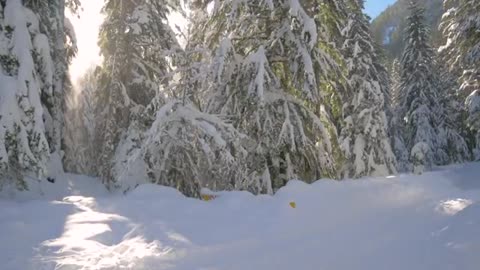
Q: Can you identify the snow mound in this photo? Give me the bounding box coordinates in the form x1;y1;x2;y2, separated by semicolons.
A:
1;163;480;270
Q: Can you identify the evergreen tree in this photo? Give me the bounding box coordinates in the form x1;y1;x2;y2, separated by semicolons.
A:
0;0;75;189
339;0;396;178
30;0;73;157
390;59;402;109
117;97;248;197
397;1;460;173
115;7;249;196
303;0;350;130
389;59;410;172
200;0;340;192
64;67;100;176
439;0;480;159
95;0;181;187
0;0;48;189
466;87;480;159
436;61;471;163
371;0;444;64
374;43;393;120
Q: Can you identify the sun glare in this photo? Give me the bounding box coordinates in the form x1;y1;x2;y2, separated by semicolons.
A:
67;1;104;86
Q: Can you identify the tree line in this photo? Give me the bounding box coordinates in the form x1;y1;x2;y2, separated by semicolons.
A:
1;0;479;197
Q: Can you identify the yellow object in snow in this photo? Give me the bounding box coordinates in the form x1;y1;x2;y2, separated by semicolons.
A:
201;194;217;201
289;201;296;208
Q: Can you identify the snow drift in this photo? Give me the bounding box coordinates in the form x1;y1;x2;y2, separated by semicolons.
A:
1;163;479;270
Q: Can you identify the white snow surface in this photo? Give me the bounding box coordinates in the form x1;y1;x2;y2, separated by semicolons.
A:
1;163;480;270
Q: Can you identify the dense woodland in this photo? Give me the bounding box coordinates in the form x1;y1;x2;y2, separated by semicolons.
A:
0;0;479;197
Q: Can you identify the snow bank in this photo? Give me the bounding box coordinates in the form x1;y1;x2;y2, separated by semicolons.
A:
1;163;480;270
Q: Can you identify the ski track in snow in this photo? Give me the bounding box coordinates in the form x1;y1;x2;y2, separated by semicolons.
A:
1;163;480;270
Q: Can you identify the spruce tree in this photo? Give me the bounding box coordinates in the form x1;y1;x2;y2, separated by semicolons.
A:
436;61;471;163
114;4;249;196
95;0;181;187
439;0;480;159
303;0;350;130
64;67;100;176
199;0;340;192
389;59;410;172
31;0;73;157
390;59;402;109
398;2;446;173
338;0;396;178
0;0;75;189
117;97;247;197
374;43;393;121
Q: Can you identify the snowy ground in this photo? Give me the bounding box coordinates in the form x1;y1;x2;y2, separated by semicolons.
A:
1;163;479;270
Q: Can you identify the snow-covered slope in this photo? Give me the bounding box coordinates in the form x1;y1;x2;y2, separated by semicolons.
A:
1;163;479;270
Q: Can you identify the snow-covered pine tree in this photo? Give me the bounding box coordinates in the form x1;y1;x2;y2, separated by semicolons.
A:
117;98;248;197
390;59;402;109
466;84;480;159
302;0;350;130
199;0;339;192
22;1;80;173
338;0;396;178
29;0;70;158
95;0;181;187
0;0;48;189
374;42;393;122
435;61;471;163
389;59;410;172
401;0;471;165
0;0;75;189
398;1;451;173
64;67;100;176
114;9;250;196
439;0;480;159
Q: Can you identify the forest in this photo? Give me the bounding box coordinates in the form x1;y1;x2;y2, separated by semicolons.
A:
0;0;479;197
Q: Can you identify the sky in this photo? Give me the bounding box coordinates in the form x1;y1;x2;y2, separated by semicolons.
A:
365;0;397;19
68;0;104;85
69;0;396;85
